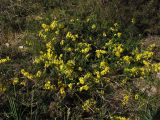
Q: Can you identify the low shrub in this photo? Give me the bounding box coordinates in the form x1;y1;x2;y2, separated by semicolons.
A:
1;17;159;119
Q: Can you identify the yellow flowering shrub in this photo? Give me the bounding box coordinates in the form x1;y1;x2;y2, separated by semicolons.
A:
23;18;159;118
1;17;159;119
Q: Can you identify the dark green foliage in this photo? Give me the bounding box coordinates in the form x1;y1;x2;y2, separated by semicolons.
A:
1;0;160;35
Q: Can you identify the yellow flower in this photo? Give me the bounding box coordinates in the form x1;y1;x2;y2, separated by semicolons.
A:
63;68;73;78
152;63;160;72
66;31;71;39
113;44;123;57
79;73;91;85
96;50;107;58
100;67;110;76
60;87;66;96
100;61;110;75
94;78;100;83
122;95;129;105
81;48;90;54
36;71;42;77
117;32;122;38
139;68;145;75
43;80;54;90
143;51;154;59
59;23;64;29
135;94;139;100
123;56;132;64
12;78;19;85
21;69;34;80
46;41;52;49
0;56;11;64
20;81;26;86
79;77;85;85
66;32;78;41
68;83;73;90
80;85;89;91
65;47;73;52
129;67;139;76
67;60;75;67
115;52;120;57
100;61;106;68
147;44;156;51
41;23;49;32
111;116;130;120
143;60;150;66
41;23;47;29
84;73;91;79
95;71;101;79
135;54;142;61
50;20;57;30
60;40;64;45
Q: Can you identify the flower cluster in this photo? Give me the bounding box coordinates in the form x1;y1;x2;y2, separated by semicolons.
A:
0;56;11;64
21;69;34;80
66;32;78;41
43;80;55;90
12;18;159;119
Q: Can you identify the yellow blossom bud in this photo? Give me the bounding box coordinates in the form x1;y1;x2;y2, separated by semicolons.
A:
79;77;85;85
12;78;19;85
